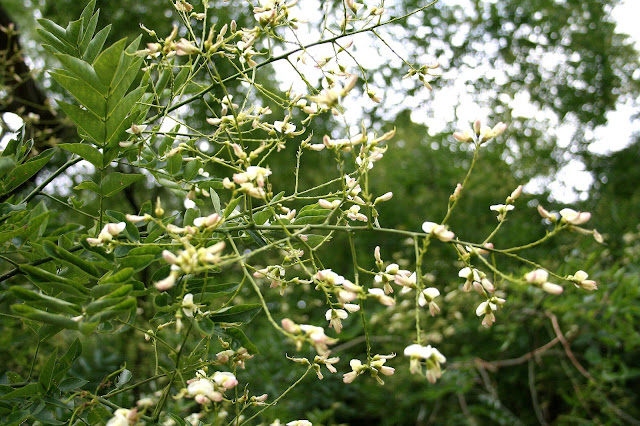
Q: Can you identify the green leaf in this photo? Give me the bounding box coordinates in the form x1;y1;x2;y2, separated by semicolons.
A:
99;267;135;284
59;143;103;169
0;156;16;177
83;25;111;63
208;304;262;324
20;264;88;288
116;369;132;388
224;196;242;219
57;100;105;145
74;180;101;194
93;38;126;86
78;11;100;55
166;153;182;175
100;172;144;197
183;207;199;226
9;286;82;315
291;215;328;225
37;19;71;48
43;240;100;278
90;283;125;299
85;296;127;315
54;54;108;95
105;85;147;145
210;189;222;215
0;383;43;400
65;18;83;45
3;149;55;193
37;29;75;56
224;327;259;354
119;255;156;272
39;348;58;391
58;377;88;392
253;208;272;225
110;58;143;108
11;305;80;330
183;158;202;181
50;72;106;117
57;338;82;377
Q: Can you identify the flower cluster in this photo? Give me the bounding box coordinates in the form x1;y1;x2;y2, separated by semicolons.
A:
524;269;563;295
453;120;507;145
567;270;597;291
475;296;506;327
422;221;455;242
343;354;396;384
458;267;495;294
180;370;239;405
105;408;138;426
404;344;446;383
282;318;337;355
86;222;126;250
155;240;226;291
224;166;272;199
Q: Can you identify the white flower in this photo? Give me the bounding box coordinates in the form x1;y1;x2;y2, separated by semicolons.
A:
525;269;549;284
475;296;505;327
212;372;238;389
418;287;441;316
403;344;446;382
325;308;348;333
106;409;134;426
559;208;591;225
187;378;223;404
315;269;345;286
287;421;312;426
368;288;395;306
490;204;514;221
274;120;296;134
343;359;364;383
346;205;368;222
567;270;597;291
181;293;198;317
422;221;455;242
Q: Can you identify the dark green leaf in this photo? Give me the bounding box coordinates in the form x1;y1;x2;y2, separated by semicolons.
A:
57;100;105;145
10;305;79;330
39;348;58;391
74;180;101;194
9;286;82;315
98;267;135;284
3;149;55;193
37;29;75;55
83;25;111;63
37;19;70;47
105;85;147;146
224;196;242;219
57;377;89;392
119;254;156;271
0;383;43;400
208;304;262;324
43;240;100;278
54;54;108;95
93;38;126;86
116;369;132;388
100;172;144;197
166;153;182;175
59;143;103;169
51;71;106;117
65;18;83;45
